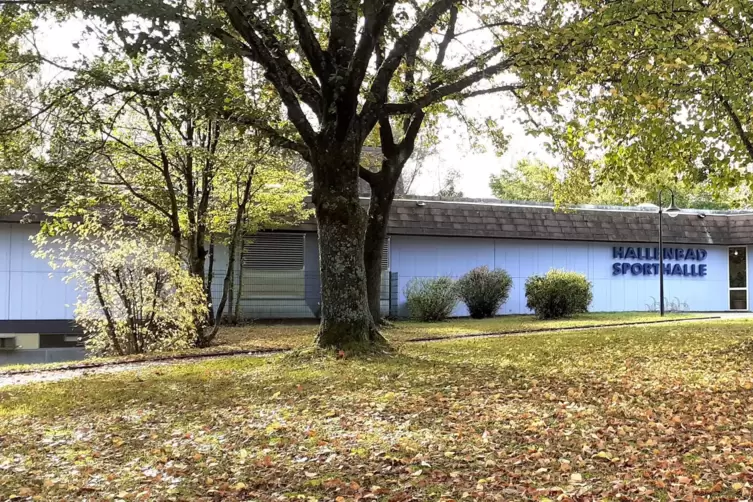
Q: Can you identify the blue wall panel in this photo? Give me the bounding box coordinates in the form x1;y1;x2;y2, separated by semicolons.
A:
0;224;77;321
0;222;738;324
391;236;731;315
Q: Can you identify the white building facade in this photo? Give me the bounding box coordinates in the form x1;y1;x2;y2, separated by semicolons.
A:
1;199;750;361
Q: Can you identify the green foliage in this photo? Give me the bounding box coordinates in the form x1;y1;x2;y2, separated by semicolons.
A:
456;266;513;319
33;212;208;356
490;159;564;203
404;277;458;322
490;158;745;209
509;0;753;208
525;269;593;320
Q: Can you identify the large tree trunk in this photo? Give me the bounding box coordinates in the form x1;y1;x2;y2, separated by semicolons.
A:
311;149;384;349
364;186;395;324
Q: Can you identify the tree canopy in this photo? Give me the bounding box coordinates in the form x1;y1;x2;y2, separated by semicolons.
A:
490;158;748;209
9;0;751;347
5;0;551;347
511;0;753;204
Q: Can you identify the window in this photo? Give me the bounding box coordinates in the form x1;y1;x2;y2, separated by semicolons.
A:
380;238;391;300
39;334;82;348
243;233;304;270
242;234;305;298
729;247;748;310
0;337;16;350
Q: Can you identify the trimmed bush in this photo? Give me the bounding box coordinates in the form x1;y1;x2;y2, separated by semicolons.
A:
525;269;593;319
404;277;458;321
456;266;513;318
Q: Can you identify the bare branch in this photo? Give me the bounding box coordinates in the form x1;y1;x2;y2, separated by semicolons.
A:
359;164;378;185
349;0;398;96
221;0;320;140
383;81;520;115
283;0;331;82
360;0;459;125
432;4;458;71
230;112;311;161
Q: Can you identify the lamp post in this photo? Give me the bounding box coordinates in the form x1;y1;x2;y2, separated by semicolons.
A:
658;189;681;316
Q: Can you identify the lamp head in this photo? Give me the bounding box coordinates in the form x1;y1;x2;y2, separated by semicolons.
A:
664;192;681;218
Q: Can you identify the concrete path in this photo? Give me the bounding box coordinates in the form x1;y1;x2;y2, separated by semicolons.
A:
0;352;273;388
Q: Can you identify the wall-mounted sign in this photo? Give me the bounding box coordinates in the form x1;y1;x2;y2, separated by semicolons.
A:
611;246;708;277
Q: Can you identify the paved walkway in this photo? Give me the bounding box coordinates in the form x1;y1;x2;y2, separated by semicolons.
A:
1;314;750;389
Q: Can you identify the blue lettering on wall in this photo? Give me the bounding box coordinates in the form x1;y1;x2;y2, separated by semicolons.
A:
611;246;709;277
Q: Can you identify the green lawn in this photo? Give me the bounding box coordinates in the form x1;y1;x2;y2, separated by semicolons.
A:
2;318;752;500
0;311;701;374
215;311;700;350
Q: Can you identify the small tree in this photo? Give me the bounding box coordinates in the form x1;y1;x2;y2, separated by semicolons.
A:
34;212;207;356
404;277;458;322
456;267;513;319
525;269;592;320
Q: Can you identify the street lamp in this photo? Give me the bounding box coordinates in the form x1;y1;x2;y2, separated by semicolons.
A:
658;189;681;316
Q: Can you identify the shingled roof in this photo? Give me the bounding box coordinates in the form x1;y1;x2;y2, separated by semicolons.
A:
383;199;752;245
5;198;753;245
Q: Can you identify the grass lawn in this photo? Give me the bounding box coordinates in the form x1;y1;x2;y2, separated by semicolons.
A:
2;318;753;500
0;311;701;374
215;311;700;350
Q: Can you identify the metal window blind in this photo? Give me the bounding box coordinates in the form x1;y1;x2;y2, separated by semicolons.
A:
243;234;304;270
382;238;390;270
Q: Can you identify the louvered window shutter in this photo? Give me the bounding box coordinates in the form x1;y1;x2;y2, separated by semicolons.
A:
243;234;304;270
382;238;390;271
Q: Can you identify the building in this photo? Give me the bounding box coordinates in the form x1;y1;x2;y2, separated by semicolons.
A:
1;198;751;362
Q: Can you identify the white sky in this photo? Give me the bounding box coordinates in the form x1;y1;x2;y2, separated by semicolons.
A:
34;18;554;199
414;96;555;197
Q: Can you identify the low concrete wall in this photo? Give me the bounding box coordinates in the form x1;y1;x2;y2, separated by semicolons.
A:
0;348;86;367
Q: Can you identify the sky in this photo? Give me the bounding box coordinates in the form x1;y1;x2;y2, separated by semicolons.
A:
33;17;555;199
412;96;555;198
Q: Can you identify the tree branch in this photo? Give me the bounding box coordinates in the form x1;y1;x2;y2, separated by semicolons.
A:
359;164;378;185
383;81;520;115
432;4;458;71
718;91;753;163
230;112;311;161
349;0;398;96
283;0;331;82
220;1;320;138
360;0;459;125
329;0;359;68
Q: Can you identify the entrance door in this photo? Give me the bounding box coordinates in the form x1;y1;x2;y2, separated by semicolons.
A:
729;246;748;310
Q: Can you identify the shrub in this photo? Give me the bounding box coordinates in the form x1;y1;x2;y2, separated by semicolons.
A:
35;215;208;356
525;269;593;319
456;266;513;318
404;277;458;321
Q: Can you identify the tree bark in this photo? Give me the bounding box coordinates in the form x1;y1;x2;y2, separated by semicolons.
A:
364;183;395;324
311;148;382;349
196;166;256;347
232;234;244;324
206;237;215;326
